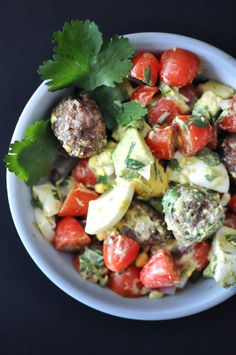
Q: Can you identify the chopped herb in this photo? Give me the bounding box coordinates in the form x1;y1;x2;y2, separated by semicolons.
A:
158;112;170;124
205;175;217;182
52;188;61;200
190;115;210;128
79;247;108;286
144;66;151;85
197;148;221;166
97;175;108;184
168;159;181;172
225;234;236;247
32;196;43;209
125;142;145;170
116;101;147;129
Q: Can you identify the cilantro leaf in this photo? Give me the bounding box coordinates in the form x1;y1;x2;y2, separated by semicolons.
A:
38;20;134;92
117;101;148;128
90;85;125;130
4;120;58;185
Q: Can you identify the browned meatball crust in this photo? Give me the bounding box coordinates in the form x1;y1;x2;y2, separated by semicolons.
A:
117;200;173;245
51;96;107;158
221;134;236;181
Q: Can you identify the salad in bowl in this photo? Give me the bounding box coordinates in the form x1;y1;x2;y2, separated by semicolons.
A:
5;20;236;316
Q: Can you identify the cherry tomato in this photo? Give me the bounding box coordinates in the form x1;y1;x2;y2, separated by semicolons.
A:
207;125;218;150
54;217;91;251
103;233;140;272
219;96;236;132
59;183;98;217
174;115;211;156
179;84;199;109
109;266;145;298
192;241;211;271
72;159;97;187
145;125;176;160
224;211;236;229
160;48;200;87
148;96;183;125
140;249;180;289
131;52;160;86
130;85;158;106
228;195;236;212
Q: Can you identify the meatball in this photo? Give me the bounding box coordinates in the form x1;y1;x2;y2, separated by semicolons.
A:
162;184;224;246
51;96;107;158
221;134;236;182
117;200;172;245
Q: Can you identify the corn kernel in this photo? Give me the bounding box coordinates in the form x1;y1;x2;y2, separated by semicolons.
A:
95;183;108;194
135;252;148;267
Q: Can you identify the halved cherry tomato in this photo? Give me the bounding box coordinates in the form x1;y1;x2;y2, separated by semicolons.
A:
207;125;218;150
109;265;145;298
58;183;98;217
160;48;200;87
179;84;199;109
131;52;160;86
174;115;211;156
130;85;158;106
145;125;176;160
103;233;140;272
228;195;236;212
224;211;236;229
192;241;211;271
72;159;97;187
148;96;183;125
54;217;91;251
219;96;236;132
72;254;81;272
140;249;180;289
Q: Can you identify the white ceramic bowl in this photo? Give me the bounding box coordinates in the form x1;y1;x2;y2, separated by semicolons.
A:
7;33;236;320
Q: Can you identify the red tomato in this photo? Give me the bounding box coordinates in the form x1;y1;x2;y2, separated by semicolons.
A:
148;96;183;125
145;125;176;160
224;211;236;229
219;96;236;132
131;52;160;86
174;115;211;156
228;195;236;212
103;233;140;272
130;85;158;106
109;266;145;298
207;125;218;150
72;254;81;272
179;84;199;109
72;159;97;187
140;249;180;289
160;48;200;87
192;241;211;271
54;217;91;251
59;183;98;217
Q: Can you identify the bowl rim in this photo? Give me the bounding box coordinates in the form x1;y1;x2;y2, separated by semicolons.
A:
6;32;236;320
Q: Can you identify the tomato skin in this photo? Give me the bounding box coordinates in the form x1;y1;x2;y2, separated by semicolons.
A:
54;217;91;251
103;233;140;272
207;125;218;150
174;115;211;156
228;195;236;212
224;211;236;229
148;96;183;125
72;159;97;187
109;266;145;298
130;85;158;106
219;96;236;132
160;48;200;87
140;249;180;289
59;183;98;217
145;125;176;160
192;241;211;271
179;84;198;109
131;52;160;86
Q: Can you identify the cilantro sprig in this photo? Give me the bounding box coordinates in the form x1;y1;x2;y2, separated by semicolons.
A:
38;20;134;91
5;120;58;185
